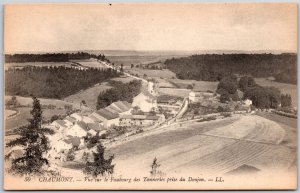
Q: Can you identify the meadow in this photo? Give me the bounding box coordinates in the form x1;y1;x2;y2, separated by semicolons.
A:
64;83;112;109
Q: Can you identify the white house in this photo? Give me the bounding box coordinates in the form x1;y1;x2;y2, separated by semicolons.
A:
65;121;88;138
51;138;73;154
132;91;157;112
243;99;253;106
148;80;159;96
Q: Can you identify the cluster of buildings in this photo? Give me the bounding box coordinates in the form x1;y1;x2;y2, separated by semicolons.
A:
47;87;166;160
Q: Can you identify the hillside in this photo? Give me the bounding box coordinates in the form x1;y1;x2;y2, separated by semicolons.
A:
165;53;297;84
5;66;120;99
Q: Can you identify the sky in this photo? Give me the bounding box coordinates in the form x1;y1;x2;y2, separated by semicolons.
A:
4;3;297;53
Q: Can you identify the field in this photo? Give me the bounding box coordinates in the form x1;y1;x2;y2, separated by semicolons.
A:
110;76;136;83
158;88;191;98
4;109;18;119
157;80;218;97
104;114;295;177
64;82;112;109
106;54;188;66
169;79;218;90
127;68;176;79
5;107;67;135
70;59;108;69
255;78;297;108
4;62;74;70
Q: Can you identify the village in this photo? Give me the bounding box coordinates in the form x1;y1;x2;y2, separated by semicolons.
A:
40;64;253;165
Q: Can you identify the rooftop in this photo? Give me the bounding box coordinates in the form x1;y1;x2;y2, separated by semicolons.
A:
95;109;119;120
121;114;160;120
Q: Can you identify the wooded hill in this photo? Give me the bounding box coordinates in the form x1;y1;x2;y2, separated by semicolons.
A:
5;66;120;99
5;52;109;63
165;53;297;84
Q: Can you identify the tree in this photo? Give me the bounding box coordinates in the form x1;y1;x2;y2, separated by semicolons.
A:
6;97;54;176
187;85;193;89
131;64;134;69
6;96;19;108
239;76;256;92
220;92;230;103
83;143;114;177
281;94;292;108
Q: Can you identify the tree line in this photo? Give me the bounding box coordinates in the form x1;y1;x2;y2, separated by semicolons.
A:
5;66;120;99
97;80;142;109
5;52;109;63
165;53;297;84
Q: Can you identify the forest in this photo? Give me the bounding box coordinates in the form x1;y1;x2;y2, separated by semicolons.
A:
5;52;109;63
5;66;120;99
165;53;297;84
97;80;142;109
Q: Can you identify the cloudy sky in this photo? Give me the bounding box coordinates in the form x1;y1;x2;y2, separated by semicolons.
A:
4;3;297;53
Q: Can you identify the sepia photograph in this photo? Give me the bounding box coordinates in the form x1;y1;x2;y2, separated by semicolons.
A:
3;2;298;190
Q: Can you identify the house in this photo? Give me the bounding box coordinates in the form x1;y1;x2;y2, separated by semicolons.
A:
70;113;83;122
189;83;217;103
132;91;157;112
51;120;68;130
65;121;88;138
243;99;252;106
87;123;104;136
64;116;76;127
52;138;73;154
119;114;165;127
88;113;103;123
105;101;132;115
82;116;95;124
93;109;119;128
148;80;159;96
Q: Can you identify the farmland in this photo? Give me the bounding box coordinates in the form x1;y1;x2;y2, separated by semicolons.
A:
254;78;297;108
70;59;109;69
127;68;176;79
64;82;112;109
105;114;295;177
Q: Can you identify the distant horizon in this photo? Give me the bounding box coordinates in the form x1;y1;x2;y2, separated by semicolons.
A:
5;49;297;55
